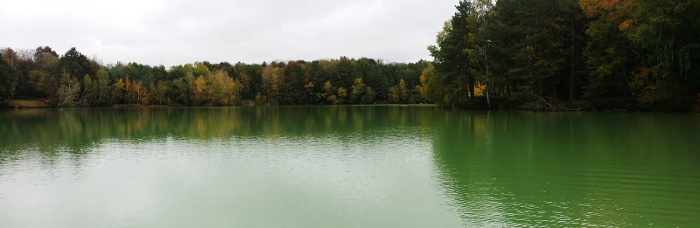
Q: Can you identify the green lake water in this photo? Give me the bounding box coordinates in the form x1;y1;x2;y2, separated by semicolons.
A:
0;106;699;227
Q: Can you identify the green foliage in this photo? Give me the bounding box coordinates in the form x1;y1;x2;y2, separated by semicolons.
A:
428;0;477;103
578;0;700;109
0;54;11;105
149;81;168;105
29;70;49;97
422;0;700;110
337;87;347;104
409;85;424;104
362;86;376;104
96;69;111;106
255;92;265;105
388;79;409;104
350;78;366;103
57;71;81;108
59;47;95;83
420;62;448;106
81;74;97;106
322;80;335;104
111;78;125;104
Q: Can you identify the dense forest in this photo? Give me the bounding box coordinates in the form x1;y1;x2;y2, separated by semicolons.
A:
0;47;428;107
424;0;700;111
1;0;699;111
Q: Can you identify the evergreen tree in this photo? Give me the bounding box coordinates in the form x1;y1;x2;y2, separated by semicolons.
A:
429;0;476;103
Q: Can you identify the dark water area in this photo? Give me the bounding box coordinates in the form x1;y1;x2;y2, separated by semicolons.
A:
1;106;699;227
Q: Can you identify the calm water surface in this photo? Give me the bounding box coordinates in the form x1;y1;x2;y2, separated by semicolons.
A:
0;106;699;227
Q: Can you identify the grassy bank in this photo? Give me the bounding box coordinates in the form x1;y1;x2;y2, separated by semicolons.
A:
6;100;50;108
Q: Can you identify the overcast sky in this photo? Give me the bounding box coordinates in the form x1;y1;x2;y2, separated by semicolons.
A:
1;0;459;67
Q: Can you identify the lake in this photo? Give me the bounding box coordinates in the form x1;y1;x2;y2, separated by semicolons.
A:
1;106;699;227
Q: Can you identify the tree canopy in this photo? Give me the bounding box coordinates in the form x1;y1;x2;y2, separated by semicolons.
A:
423;0;699;111
0;47;428;107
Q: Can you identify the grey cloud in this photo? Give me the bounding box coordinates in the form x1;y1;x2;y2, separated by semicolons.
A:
1;0;459;66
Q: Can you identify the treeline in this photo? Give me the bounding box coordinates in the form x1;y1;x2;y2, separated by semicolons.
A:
0;47;428;107
3;0;698;110
423;0;700;111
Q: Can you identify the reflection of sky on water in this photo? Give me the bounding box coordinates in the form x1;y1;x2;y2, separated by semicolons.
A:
1;107;700;227
0;109;465;227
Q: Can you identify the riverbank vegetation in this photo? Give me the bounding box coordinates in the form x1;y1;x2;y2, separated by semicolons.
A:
423;0;700;111
1;0;699;111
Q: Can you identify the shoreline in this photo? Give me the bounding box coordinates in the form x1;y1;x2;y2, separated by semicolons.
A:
3;98;698;113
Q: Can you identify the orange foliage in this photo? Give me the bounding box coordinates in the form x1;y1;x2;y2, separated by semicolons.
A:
125;77;131;91
629;67;658;104
579;0;637;23
618;19;635;30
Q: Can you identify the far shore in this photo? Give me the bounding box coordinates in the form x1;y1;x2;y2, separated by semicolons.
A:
4;99;698;113
2;99;423;109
